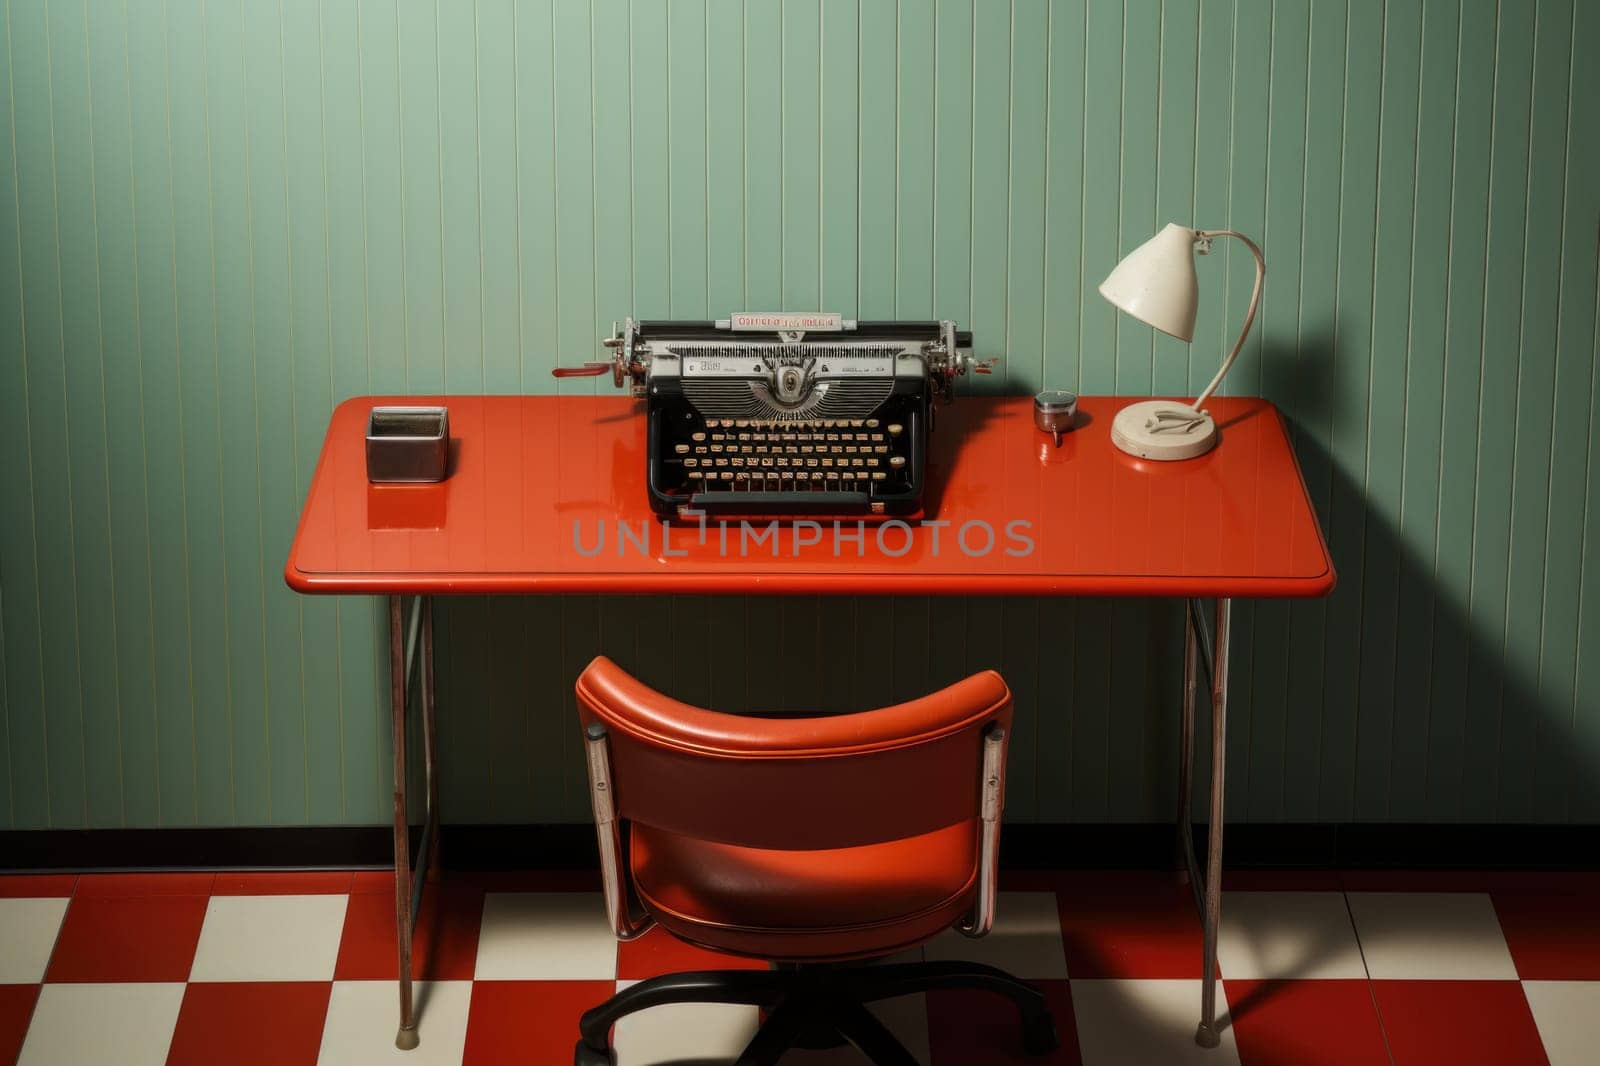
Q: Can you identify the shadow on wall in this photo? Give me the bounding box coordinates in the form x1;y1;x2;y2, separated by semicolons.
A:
1259;333;1596;827
411;332;1595;827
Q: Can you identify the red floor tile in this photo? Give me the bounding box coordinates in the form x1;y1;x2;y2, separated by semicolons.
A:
927;979;1080;1065
166;982;331;1066
1372;980;1549;1066
44;894;209;982
616;926;769;981
211;871;355;895
462;980;614;1066
1226;979;1391;1066
0;985;40;1066
334;882;484;980
0;874;76;898
1056;873;1205;978
350;870;408;895
1492;881;1600;979
74;872;216;897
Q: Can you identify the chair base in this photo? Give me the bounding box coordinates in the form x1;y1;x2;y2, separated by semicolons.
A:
573;959;1058;1066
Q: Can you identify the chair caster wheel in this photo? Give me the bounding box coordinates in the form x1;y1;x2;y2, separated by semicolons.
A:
573;1039;616;1066
1022;1013;1059;1056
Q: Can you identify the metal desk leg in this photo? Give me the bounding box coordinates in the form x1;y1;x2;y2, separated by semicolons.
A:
1176;603;1199;891
388;594;439;1051
1194;598;1231;1049
421;597;440;882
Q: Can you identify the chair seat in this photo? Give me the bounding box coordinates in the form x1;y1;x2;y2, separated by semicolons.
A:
630;820;980;962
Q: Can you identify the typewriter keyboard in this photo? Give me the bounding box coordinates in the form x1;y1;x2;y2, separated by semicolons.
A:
669;417;913;494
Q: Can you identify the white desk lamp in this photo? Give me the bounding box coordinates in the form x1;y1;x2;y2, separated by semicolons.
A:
1099;223;1265;460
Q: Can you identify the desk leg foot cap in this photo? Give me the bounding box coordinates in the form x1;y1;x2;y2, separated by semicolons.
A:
1194;1022;1221;1049
395;1026;420;1051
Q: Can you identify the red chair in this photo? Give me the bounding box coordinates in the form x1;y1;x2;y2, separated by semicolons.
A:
571;656;1057;1066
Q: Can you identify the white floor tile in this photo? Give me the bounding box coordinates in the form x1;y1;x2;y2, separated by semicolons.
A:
1345;892;1517;979
0;896;70;983
780;993;931;1065
474;892;617;980
611;979;760;1065
1071;979;1241;1066
924;891;1068;979
317;981;472;1066
18;983;185;1066
1216;891;1368;980
188;893;349;981
1522;980;1600;1066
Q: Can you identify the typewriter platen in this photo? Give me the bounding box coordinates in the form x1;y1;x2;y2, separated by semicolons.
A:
556;313;989;519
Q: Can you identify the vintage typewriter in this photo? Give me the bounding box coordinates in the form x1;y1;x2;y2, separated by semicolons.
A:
556;313;989;519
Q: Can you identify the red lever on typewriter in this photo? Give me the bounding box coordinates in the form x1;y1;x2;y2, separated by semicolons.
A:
552;362;613;378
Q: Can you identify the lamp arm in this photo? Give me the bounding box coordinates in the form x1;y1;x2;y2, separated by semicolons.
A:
1189;229;1265;412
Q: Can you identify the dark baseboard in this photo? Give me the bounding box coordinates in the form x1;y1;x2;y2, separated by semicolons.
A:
2;823;1596;874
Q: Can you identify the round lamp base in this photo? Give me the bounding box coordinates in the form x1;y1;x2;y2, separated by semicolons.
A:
1110;400;1218;461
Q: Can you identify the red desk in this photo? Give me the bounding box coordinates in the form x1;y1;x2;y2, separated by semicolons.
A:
287;394;1333;1050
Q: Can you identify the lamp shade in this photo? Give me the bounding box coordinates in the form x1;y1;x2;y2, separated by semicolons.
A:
1098;222;1200;342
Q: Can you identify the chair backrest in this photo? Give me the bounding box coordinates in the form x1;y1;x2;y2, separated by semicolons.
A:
575;656;1012;851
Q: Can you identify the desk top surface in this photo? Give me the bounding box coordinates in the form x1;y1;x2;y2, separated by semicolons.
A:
285;394;1334;598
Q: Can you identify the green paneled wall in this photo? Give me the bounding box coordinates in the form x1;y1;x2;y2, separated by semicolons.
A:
0;0;1596;829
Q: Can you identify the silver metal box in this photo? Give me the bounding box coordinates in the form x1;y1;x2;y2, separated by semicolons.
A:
366;406;450;483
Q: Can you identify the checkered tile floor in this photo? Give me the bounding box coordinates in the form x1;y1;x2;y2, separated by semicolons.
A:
0;869;1596;1064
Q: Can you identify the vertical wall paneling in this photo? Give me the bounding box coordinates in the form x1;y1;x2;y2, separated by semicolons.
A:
895;0;933;318
1317;0;1382;821
1548;0;1599;822
706;1;746;316
2;1;1597;828
13;0;87;827
46;0;118;827
783;0;821;311
1150;0;1196;400
167;0;233;826
589;0;631;366
932;0;973;332
1386;0;1461;822
967;0;1010;386
1459;1;1536;822
126;0;197;825
666;0;708;317
1498;0;1574;822
742;1;781;309
205;0;268;826
628;0;669;319
1077;0;1118;397
0;0;30;828
1353;0;1422;821
1426;0;1496;820
0;589;9;827
1039;0;1082;394
857;0;895;316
